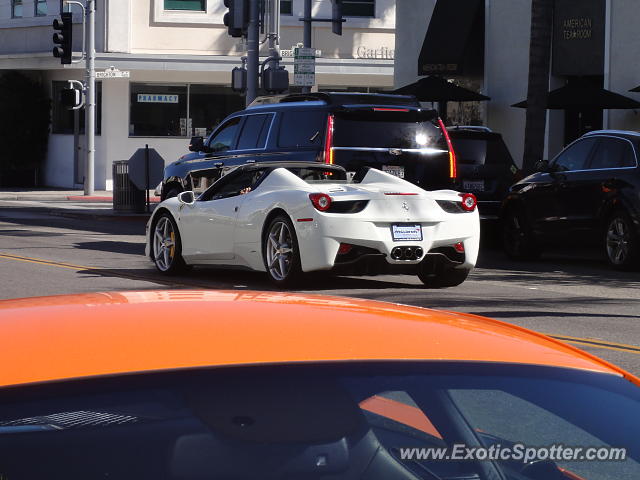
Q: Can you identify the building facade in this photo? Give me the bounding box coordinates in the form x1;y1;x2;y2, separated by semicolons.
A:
0;0;396;189
395;0;640;166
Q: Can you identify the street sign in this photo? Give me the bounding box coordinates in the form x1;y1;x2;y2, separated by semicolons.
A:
128;147;164;191
294;46;316;86
95;66;130;79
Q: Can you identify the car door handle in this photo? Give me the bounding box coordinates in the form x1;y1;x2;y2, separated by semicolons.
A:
234;206;239;212
214;162;224;167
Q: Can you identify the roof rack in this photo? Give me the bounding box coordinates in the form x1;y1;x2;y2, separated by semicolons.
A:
248;92;420;108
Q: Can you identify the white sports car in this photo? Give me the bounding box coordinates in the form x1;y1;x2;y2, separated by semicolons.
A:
145;162;479;287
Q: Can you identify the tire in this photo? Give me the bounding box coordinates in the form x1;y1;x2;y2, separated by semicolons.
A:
151;213;188;275
418;266;470;288
262;215;302;287
502;208;541;260
605;210;639;270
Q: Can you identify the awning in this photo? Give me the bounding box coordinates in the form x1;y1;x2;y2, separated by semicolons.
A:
417;0;484;76
393;76;490;102
512;84;640;109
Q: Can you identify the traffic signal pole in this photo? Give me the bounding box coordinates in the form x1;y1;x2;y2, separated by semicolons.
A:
302;0;312;94
245;0;259;106
85;0;95;195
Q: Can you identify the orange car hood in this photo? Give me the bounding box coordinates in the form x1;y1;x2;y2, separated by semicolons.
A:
0;290;630;388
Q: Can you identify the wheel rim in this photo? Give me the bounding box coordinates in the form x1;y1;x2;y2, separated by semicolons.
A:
505;213;525;254
266;221;294;281
606;217;630;265
153;216;177;271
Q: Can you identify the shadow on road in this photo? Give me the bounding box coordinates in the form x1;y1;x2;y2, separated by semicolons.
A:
75;241;145;255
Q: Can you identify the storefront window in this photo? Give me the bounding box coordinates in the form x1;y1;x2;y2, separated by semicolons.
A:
129;83;243;138
189;85;244;137
51;81;102;135
164;0;205;11
281;0;292;15
129;84;187;137
35;0;47;16
12;0;23;18
344;0;375;17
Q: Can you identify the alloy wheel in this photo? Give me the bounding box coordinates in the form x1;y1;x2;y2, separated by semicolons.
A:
606;217;630;266
153;216;176;272
266;221;294;281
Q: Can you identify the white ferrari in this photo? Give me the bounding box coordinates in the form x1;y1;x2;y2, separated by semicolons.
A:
145;162;479;287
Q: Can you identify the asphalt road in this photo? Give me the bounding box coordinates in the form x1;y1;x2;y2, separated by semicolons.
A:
1;202;639;374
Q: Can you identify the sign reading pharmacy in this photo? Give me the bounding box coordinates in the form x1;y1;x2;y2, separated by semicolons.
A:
137;94;179;104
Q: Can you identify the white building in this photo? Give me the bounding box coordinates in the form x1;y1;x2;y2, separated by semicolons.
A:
395;0;640;166
0;0;396;189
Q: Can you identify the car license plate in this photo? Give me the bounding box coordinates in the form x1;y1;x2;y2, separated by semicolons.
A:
392;224;422;241
463;180;485;192
382;165;405;178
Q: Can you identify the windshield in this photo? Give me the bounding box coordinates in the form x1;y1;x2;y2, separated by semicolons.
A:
0;362;638;480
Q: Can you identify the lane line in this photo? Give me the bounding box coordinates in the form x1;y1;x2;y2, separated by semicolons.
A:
2;252;640;356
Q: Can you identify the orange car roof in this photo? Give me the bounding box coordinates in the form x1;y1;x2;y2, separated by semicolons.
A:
0;290;632;388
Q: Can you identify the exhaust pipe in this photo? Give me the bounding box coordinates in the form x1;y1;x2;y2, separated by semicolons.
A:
391;246;424;261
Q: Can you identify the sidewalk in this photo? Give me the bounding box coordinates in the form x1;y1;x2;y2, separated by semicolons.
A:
0;189;161;221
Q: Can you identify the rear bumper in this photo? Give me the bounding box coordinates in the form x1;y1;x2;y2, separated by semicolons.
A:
331;251;466;276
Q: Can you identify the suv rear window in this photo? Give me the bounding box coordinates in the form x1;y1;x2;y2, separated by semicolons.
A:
450;134;515;166
333;111;442;149
278;111;326;148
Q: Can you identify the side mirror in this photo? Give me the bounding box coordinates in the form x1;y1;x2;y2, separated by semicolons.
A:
534;159;550;172
188;136;205;152
177;191;195;205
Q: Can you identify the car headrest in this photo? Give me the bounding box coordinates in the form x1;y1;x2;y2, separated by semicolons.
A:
188;377;364;444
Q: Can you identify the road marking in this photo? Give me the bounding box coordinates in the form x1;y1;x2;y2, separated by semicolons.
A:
2;252;640;356
0;252;208;289
549;334;640;355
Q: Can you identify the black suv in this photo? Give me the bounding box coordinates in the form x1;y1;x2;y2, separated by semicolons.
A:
502;130;640;269
448;126;521;219
160;92;456;198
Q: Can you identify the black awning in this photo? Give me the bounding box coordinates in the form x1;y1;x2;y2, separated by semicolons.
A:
393;76;490;102
418;0;484;77
512;84;640;110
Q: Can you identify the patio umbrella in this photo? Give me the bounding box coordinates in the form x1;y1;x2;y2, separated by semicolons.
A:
393;76;490;102
512;84;640;109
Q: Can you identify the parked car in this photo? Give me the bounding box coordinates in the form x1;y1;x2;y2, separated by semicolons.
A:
1;290;639;480
502;130;640;269
147;162;480;288
448;126;521;219
160;92;457;199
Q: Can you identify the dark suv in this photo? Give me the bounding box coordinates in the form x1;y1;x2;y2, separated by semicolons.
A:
160;92;457;198
502;130;640;269
448;126;521;219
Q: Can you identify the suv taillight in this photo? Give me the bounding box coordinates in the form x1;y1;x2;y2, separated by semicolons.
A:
324;114;334;164
438;118;457;179
309;193;332;211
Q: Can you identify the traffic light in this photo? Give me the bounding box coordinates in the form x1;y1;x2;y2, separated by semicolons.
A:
61;87;82;109
331;0;343;35
223;0;249;38
52;12;73;64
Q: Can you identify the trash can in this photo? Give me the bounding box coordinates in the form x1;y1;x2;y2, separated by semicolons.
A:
112;160;146;213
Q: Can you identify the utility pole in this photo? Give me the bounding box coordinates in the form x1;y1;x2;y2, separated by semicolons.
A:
85;0;95;195
302;0;312;94
246;0;260;105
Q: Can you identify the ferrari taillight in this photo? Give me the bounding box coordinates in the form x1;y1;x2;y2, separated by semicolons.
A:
324;115;334;164
459;193;477;212
309;193;332;211
438;118;457;179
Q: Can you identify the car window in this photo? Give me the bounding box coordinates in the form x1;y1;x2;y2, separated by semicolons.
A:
237;114;273;150
207;117;241;152
551;138;598;172
277;111;326;148
451;138;487;165
588;137;637;170
200;169;266;201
